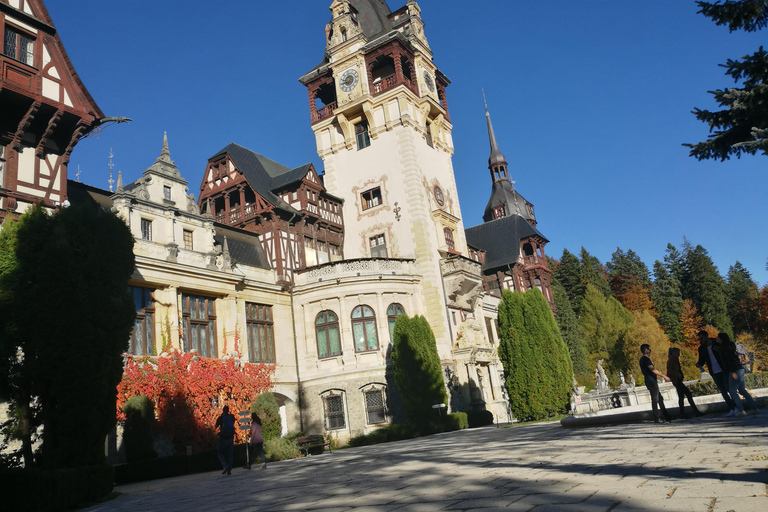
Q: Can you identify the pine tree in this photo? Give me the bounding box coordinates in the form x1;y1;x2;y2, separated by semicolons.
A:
607;248;655;313
554;249;584;308
551;278;589;375
579;247;612;300
685;1;768;160
498;289;572;421
726;261;759;333
391;315;446;425
682;244;732;335
652;260;684;344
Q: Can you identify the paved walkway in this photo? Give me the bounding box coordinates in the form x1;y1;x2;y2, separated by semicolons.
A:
82;412;768;512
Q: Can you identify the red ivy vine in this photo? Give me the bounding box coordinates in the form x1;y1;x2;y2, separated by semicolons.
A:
116;347;274;452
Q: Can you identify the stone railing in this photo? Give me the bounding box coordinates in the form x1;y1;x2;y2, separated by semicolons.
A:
295;258;415;285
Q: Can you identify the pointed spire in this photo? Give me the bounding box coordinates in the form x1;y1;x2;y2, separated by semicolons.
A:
158;131;173;164
483;90;507;170
115;170;124;192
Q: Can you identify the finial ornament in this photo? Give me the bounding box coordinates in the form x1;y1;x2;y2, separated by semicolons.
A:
108;148;114;192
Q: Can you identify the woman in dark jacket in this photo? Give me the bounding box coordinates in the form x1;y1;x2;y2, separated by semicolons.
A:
666;347;702;419
717;333;758;417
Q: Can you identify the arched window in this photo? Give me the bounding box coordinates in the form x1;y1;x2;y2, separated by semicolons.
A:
522;242;534;257
351;305;378;352
444;228;455;251
387;303;406;343
316;310;341;358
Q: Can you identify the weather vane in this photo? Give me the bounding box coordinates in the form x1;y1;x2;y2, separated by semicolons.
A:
108;148;114;192
75;165;81;183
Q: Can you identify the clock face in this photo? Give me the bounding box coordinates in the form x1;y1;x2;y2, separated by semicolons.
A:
339;68;359;92
423;70;435;92
434;186;444;206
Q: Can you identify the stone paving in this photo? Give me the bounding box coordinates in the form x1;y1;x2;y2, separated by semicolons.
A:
81;412;768;512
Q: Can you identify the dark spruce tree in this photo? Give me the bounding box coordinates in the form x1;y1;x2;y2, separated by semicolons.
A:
726;261;759;333
0;204;135;468
551;278;589;375
391;315;447;425
554;249;584;307
685;1;768;160
579;247;612;301
682;244;732;336
498;289;572;421
652;260;685;344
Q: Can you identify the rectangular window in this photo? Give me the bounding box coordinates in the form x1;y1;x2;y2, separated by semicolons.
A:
141;219;152;241
181;294;217;358
324;395;346;430
365;389;387;424
3;27;35;66
355;122;371;149
129;287;155;356
425;123;433;147
163;186;171;201
369;234;387;258
246;303;275;363
0;146;5;188
361;187;382;211
183;230;193;250
493;205;506;219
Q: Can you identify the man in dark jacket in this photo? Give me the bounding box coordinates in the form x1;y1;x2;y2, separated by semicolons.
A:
640;344;672;423
215;405;236;475
695;330;736;413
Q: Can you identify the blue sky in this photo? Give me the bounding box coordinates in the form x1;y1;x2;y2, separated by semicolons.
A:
46;1;768;286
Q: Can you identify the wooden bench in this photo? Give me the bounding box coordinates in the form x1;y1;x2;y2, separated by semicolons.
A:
295;435;331;456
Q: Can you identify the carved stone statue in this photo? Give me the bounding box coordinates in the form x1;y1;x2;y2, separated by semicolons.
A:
619;372;626;385
594;360;610;392
629;374;636;388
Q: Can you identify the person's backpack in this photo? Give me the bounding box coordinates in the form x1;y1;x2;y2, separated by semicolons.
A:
734;341;750;367
220;414;236;437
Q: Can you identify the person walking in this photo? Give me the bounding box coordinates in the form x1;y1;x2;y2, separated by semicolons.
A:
246;413;267;470
695;330;736;414
215;405;236;475
717;332;758;417
666;347;703;419
640;344;672;423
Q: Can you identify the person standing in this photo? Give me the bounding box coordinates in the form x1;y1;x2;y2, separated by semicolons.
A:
717;332;758;417
215;405;236;475
640;344;672;423
695;330;736;414
666;347;703;419
246;413;267;470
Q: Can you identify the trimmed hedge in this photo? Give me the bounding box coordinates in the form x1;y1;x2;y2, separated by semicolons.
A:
687;372;767;397
0;465;113;512
444;412;468;430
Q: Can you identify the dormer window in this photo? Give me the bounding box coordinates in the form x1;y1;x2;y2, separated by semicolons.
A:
3;27;35;66
493;205;506;219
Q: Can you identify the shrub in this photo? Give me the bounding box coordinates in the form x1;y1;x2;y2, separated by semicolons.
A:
122;395;156;463
687;379;720;397
264;437;299;461
444;412;468;431
251;392;281;441
0;464;113;511
466;410;494;428
745;372;768;389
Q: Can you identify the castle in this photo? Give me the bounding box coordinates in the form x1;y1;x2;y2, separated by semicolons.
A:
1;0;553;443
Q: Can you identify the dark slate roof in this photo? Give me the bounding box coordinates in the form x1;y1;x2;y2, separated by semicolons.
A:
482;180;535;224
350;0;393;39
67;180;113;211
214;224;271;270
210;143;304;216
465;215;549;272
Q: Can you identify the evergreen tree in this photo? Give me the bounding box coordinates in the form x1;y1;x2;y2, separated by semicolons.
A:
251;392;282;441
681;244;732;335
664;243;685;283
551;279;589;375
579;247;612;300
554;249;584;308
0;204;135;468
391;315;446;424
607;248;655;313
726;261;759;333
498;289;572;421
579;284;633;378
685;1;768;160
652;260;684;344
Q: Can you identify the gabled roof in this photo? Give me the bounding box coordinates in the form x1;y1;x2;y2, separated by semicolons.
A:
213;224;271;270
210;143;302;216
465;215;549;272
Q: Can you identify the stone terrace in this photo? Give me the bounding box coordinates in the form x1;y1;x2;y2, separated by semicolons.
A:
81;412;768;512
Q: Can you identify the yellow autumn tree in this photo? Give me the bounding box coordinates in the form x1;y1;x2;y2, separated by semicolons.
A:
737;332;768;373
679;299;704;351
622;310;672;386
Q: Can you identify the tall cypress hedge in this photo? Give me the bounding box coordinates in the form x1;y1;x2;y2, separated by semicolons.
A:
498;289;573;421
391;315;447;424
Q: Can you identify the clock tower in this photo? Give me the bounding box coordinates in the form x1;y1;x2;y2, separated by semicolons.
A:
299;0;469;356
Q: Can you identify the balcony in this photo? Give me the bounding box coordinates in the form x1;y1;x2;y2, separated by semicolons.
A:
215;204;259;226
371;75;418;97
311;102;336;124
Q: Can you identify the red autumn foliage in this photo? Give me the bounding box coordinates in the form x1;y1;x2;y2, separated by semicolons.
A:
116;347;274;453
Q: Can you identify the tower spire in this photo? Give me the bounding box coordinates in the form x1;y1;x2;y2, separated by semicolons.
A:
482;91;508;181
